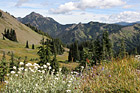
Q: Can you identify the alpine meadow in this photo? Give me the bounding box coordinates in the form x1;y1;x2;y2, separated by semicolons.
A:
0;0;140;92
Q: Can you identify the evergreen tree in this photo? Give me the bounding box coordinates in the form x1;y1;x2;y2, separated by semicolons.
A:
93;38;102;65
37;39;52;66
25;41;29;48
32;44;35;49
119;39;126;58
102;31;112;60
73;41;80;61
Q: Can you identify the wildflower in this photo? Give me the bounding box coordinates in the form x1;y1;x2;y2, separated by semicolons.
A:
55;78;58;80
109;75;111;77
19;62;24;65
42;70;45;74
25;69;28;72
43;65;47;68
59;68;62;72
102;67;104;70
41;66;43;69
49;66;51;70
86;58;90;64
52;69;55;72
13;66;16;70
26;63;32;67
7;74;9;76
35;84;38;87
11;71;15;74
40;76;43;79
66;90;71;92
15;74;18;77
47;63;50;66
68;81;72;83
18;67;24;71
81;66;84;69
34;66;38;70
4;81;8;84
23;90;26;92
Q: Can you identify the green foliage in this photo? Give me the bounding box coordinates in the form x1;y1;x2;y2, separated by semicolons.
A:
68;41;80;62
37;39;51;66
102;31;112;60
3;29;18;42
0;52;7;82
118;39;126;58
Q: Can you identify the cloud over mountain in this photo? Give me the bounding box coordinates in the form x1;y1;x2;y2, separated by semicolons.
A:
50;0;126;14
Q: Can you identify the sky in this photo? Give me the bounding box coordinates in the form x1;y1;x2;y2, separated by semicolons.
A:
0;0;140;24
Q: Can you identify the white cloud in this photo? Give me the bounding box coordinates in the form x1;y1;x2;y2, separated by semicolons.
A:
108;11;140;23
15;0;30;7
123;5;134;9
50;0;126;14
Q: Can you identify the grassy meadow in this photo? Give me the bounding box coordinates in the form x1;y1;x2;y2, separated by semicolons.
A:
0;56;140;92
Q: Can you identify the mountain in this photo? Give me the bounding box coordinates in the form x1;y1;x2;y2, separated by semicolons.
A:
18;12;140;53
0;10;44;45
18;12;61;37
115;21;140;26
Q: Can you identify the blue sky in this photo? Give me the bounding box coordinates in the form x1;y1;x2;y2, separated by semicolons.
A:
0;0;140;24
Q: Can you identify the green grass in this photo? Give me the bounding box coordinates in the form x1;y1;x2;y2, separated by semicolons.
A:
81;57;140;92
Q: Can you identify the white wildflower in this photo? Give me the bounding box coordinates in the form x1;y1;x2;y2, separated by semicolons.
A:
23;90;26;92
49;66;51;70
81;66;84;69
19;62;24;65
26;63;32;67
35;84;38;87
18;67;24;71
59;68;62;72
11;71;15;74
40;76;43;79
52;69;55;72
25;69;28;72
7;74;9;76
47;63;50;66
13;66;16;70
15;74;18;77
4;81;8;84
41;66;43;69
55;78;58;80
43;65;47;68
66;90;71;93
42;70;45;74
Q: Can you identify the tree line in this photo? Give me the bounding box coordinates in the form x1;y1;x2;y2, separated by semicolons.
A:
2;29;17;42
68;31;127;67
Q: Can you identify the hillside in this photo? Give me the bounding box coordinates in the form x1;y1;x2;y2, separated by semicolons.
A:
0;10;43;45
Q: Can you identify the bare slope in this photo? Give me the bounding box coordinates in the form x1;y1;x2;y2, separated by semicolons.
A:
0;10;43;45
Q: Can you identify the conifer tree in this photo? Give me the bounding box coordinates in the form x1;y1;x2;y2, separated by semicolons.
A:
37;39;52;66
51;44;59;73
32;44;35;49
119;39;126;59
25;41;29;48
102;31;112;60
73;41;80;61
93;38;102;65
